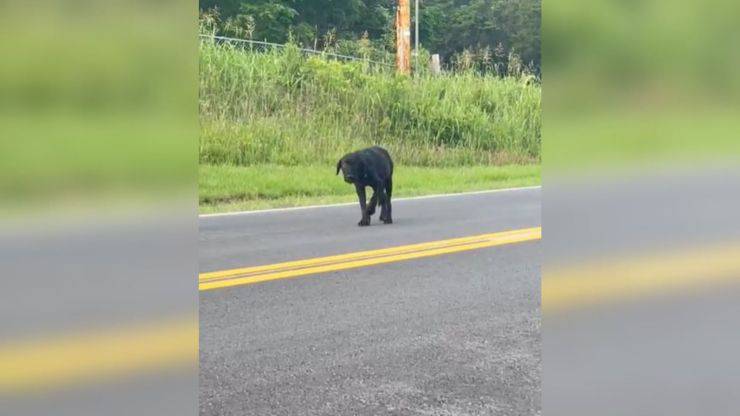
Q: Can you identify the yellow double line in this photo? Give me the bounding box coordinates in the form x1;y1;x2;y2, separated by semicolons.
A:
544;241;740;313
1;228;539;395
8;227;740;396
199;227;542;291
0;318;197;395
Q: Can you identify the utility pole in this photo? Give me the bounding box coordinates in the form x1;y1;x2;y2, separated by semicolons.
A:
414;0;419;72
395;0;411;74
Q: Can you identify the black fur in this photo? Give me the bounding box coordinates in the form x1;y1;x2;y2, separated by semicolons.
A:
336;146;394;226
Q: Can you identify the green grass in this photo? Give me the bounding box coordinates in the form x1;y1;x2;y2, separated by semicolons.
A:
199;164;540;213
199;39;541;167
545;109;740;172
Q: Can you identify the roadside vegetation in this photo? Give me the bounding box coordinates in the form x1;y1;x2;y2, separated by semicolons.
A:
199;31;541;212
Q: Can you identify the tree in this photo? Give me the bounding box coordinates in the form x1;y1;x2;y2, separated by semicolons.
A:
199;0;540;71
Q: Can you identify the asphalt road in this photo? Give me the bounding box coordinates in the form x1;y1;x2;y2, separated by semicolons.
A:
544;169;740;416
199;187;541;415
0;212;197;416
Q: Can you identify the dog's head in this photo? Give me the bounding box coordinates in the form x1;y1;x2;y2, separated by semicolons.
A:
336;153;365;184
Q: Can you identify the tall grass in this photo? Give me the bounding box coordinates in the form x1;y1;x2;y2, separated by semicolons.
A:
199;38;541;167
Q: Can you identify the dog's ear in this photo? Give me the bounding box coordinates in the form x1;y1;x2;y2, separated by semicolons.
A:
336;159;342;175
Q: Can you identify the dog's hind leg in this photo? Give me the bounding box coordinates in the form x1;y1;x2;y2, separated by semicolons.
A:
381;178;393;223
366;186;378;216
378;187;391;224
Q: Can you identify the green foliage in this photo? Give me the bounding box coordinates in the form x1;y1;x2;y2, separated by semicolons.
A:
423;0;541;71
199;39;540;167
239;2;297;43
200;0;540;70
199;163;540;212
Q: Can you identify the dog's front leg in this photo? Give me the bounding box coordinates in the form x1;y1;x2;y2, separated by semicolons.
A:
355;183;370;226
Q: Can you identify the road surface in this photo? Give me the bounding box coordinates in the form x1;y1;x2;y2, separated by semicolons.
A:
199;187;542;415
544;170;740;416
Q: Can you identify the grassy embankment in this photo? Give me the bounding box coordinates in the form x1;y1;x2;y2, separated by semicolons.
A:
199;39;541;212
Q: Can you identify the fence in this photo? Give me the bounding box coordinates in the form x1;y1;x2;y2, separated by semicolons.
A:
199;34;395;68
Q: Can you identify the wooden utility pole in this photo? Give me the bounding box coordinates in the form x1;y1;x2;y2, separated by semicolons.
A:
395;0;411;74
414;0;419;71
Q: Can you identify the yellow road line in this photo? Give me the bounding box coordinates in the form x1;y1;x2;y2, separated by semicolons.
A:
0;228;538;393
9;234;738;394
543;242;740;313
0;318;197;395
199;227;542;291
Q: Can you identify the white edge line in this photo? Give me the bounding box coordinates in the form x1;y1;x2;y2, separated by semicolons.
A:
199;186;541;218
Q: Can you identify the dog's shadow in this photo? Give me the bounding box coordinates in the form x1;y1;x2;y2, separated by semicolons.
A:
355;217;417;229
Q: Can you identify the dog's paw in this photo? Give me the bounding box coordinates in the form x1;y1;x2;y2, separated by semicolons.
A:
358;218;370;226
366;206;376;216
382;218;393;224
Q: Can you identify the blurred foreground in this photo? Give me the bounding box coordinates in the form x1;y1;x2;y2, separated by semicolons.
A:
0;1;197;415
3;0;740;414
544;0;740;414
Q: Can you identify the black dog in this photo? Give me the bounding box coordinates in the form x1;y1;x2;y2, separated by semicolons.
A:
336;146;394;226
